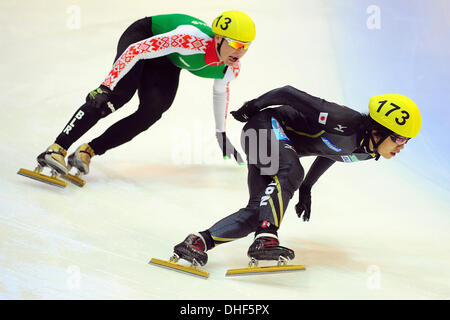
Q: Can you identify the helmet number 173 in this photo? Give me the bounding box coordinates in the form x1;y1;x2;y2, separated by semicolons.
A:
377;100;410;126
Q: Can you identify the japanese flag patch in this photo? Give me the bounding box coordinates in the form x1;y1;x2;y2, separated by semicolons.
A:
318;112;328;125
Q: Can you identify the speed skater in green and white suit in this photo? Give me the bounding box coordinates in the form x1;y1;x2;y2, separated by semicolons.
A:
35;11;256;178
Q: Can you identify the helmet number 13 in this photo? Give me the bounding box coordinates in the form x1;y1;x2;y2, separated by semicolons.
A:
215;15;232;30
377;100;410;126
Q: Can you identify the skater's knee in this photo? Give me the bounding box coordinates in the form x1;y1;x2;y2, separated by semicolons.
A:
85;86;117;119
84;99;114;119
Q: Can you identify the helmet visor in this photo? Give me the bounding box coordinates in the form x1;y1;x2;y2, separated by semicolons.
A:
389;134;410;145
223;36;251;50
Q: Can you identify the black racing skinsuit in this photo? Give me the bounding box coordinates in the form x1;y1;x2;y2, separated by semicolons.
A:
200;86;375;250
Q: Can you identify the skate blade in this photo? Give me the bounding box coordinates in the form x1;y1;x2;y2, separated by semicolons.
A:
17;168;67;188
226;264;306;276
149;258;209;279
61;173;86;187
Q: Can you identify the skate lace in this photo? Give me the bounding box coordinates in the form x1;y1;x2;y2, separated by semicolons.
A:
260;237;279;248
79;145;95;159
190;236;205;252
48;147;67;158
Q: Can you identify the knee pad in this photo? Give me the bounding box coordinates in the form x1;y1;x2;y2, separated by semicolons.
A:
82;100;114;120
90;100;115;119
98;101;115;118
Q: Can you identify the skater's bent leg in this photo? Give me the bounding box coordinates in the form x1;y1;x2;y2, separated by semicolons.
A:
241;115;304;235
54;100;115;150
53;18;154;151
54;60;145;152
88;106;161;155
105;17;153;105
199;164;271;250
256;141;304;234
200;207;260;250
89;57;181;155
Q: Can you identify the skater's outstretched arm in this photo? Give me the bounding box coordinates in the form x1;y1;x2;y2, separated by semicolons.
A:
231;86;360;136
213;65;244;164
302;156;335;189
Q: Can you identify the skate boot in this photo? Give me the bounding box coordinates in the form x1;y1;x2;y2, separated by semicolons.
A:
226;235;304;276
149;233;210;278
173;234;208;267
67;143;95;175
36;143;69;175
247;233;295;266
18;143;69;188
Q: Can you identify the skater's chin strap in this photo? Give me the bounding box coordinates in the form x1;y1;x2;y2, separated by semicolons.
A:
362;131;383;161
216;38;225;59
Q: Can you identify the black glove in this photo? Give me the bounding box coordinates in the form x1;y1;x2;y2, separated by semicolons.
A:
86;85;113;116
216;132;245;165
230;99;258;122
295;185;312;222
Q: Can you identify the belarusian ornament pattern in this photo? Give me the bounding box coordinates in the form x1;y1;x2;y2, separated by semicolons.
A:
103;34;209;89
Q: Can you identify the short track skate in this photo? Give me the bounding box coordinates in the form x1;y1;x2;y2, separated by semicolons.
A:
226;235;305;276
59;143;93;187
18;143;86;188
18;166;85;188
225;255;305;276
149;254;209;279
17;166;67;188
61;169;86;187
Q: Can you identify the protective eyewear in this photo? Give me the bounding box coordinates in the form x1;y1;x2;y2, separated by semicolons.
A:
223;36;251;50
390;135;410;145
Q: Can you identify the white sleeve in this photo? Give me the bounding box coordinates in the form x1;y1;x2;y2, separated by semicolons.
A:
212;63;241;132
213;79;229;133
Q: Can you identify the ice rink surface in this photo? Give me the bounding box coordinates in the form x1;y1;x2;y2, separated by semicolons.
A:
1;0;449;300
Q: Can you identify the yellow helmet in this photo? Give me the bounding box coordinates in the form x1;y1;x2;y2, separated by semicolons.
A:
368;94;421;138
212;11;256;42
